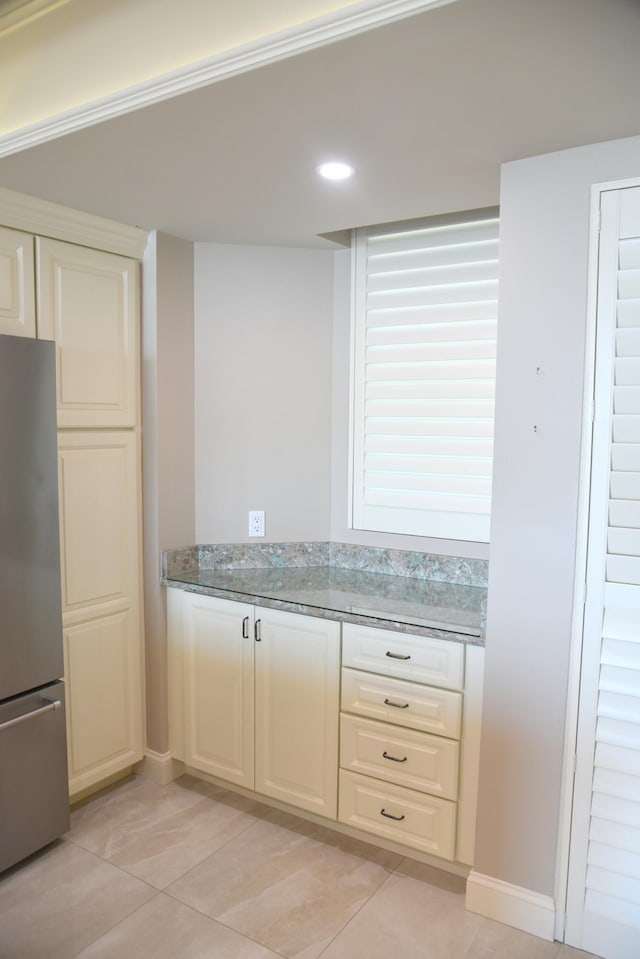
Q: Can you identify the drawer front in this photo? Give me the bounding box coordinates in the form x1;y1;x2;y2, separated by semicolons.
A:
341;667;462;738
338;769;456;860
342;623;464;690
340;713;459;800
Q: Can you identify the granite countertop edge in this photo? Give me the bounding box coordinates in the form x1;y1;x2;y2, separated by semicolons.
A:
163;579;483;646
162;542;488;648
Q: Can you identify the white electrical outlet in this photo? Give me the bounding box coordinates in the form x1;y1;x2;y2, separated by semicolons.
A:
248;510;265;537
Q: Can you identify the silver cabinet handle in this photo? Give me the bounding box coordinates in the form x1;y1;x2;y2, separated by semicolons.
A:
380;808;405;821
383;750;408;763
0;698;61;733
385;650;411;661
242;616;249;639
384;697;409;709
254;618;261;642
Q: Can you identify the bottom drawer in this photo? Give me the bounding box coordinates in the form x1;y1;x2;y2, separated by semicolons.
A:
338;769;456;860
0;681;70;873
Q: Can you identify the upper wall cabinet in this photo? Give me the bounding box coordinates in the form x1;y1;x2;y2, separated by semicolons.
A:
0;226;36;338
36;238;138;427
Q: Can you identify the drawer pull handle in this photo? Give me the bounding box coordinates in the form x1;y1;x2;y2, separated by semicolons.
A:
383;751;408;763
380;808;405;822
384;697;409;709
0;698;61;732
385;651;411;661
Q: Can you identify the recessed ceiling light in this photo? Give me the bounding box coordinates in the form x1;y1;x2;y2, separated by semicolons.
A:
317;161;355;181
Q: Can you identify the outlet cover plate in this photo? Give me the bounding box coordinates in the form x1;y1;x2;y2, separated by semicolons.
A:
248;510;265;537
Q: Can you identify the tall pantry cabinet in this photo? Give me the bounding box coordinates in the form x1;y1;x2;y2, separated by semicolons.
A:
0;199;147;799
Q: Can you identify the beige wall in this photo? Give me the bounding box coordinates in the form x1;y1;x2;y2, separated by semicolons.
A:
192;240;491;560
145;136;640;882
142;231;195;753
194;243;334;544
475;134;640;896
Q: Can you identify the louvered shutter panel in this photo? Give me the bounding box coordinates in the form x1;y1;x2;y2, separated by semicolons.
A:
351;210;498;541
571;187;640;959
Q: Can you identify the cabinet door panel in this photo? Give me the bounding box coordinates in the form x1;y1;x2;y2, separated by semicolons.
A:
255;608;340;818
57;432;139;614
36;238;137;426
65;610;142;793
184;594;254;788
0;226;35;337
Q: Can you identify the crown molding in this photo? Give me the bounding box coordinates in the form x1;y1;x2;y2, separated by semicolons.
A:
0;0;455;158
0;187;149;258
0;0;72;34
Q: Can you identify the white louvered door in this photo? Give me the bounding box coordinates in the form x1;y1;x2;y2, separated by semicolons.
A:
566;186;640;959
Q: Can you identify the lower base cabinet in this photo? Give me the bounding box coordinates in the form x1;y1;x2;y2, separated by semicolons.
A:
174;591;340;819
338;622;483;866
168;588;484;868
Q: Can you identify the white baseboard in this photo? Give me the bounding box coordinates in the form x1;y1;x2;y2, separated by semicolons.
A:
466;870;557;942
135;750;185;786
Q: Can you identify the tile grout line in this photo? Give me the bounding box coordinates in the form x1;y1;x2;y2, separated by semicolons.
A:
68;885;163;959
313;867;400;959
64;777;267;890
159;885;289;959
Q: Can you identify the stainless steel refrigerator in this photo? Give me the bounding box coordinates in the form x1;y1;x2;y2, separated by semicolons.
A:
0;334;69;873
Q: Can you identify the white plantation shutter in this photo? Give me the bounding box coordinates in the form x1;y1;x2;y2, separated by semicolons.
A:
567;186;640;959
584;192;640;955
350;209;499;541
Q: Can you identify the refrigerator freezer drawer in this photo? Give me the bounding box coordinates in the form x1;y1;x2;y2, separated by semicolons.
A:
0;682;70;873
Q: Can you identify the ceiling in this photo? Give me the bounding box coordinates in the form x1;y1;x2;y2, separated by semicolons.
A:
1;0;639;248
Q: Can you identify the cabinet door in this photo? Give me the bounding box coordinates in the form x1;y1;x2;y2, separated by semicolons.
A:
183;593;254;789
57;431;143;795
0;226;35;337
36;238;138;427
255;608;340;818
64;611;141;790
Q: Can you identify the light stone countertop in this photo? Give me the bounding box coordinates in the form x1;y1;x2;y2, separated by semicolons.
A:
162;543;487;646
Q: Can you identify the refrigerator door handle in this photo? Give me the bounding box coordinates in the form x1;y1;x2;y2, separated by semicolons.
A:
0;698;62;733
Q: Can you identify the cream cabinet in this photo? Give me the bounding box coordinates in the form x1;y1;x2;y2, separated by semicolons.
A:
13;231;144;798
168;588;484;867
338;622;484;865
254;607;340;815
0;226;35;337
44;236;144;797
36;238;138;428
58;431;144;794
171;591;340;819
0;193;147;801
182;593;254;789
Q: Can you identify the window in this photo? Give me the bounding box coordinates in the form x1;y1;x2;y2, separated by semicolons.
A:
349;208;499;542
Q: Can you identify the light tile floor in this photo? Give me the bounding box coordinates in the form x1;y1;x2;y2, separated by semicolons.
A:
0;775;599;959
